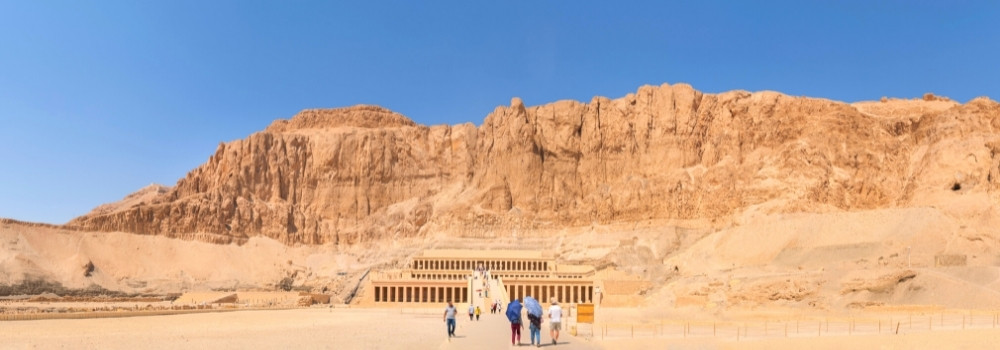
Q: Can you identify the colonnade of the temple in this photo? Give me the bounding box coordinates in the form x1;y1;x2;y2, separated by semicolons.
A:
373;283;593;304
505;283;593;304
412;273;469;280
374;285;469;303
412;258;548;272
372;251;597;305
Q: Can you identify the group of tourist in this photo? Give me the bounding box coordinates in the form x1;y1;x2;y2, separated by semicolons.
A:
476;265;494;299
443;297;563;347
475;263;490;280
507;297;561;347
490;299;503;314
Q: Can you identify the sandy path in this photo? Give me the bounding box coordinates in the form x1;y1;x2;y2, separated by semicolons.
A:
0;306;603;350
4;306;1000;349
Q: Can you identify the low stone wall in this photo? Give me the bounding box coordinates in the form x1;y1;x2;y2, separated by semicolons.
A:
934;255;967;267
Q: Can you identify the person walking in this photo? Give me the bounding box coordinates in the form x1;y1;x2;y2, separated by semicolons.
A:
527;311;542;347
506;298;524;346
548;299;562;345
468;304;475;321
443;301;457;341
475;305;481;321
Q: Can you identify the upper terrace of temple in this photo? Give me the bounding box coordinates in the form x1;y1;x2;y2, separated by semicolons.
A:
404;249;594;280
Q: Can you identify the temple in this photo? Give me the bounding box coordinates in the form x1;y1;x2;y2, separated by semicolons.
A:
364;249;598;305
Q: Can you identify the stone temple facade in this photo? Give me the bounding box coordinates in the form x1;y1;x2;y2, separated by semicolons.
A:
365;250;597;305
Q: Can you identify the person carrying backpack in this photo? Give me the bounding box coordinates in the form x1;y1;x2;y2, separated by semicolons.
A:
527;312;542;347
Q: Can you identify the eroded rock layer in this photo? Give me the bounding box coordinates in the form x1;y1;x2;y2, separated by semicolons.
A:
68;84;1000;245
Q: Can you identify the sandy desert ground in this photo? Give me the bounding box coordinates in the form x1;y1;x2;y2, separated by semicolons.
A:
1;308;443;350
6;204;1000;317
595;329;1000;350
3;307;999;350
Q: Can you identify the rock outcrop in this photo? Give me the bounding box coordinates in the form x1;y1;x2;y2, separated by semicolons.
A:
68;84;1000;245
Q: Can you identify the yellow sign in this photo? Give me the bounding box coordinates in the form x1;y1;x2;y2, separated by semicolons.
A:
577;303;594;324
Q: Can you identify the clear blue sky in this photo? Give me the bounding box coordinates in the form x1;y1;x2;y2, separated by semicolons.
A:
1;1;998;224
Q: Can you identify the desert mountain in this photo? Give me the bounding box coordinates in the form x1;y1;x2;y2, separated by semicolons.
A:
6;83;1000;310
69;84;1000;247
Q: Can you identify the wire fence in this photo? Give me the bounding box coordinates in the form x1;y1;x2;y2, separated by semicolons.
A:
577;311;1000;341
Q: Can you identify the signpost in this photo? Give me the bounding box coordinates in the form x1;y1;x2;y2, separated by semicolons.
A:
577;303;595;323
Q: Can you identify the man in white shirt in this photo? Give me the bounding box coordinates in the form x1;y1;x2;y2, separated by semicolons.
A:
548;299;562;345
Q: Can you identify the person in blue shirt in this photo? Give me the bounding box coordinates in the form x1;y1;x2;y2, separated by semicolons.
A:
443;301;457;340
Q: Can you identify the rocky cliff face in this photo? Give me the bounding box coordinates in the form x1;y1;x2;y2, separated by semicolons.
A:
68;84;1000;245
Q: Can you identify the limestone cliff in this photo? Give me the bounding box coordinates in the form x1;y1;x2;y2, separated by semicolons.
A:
68;84;1000;245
